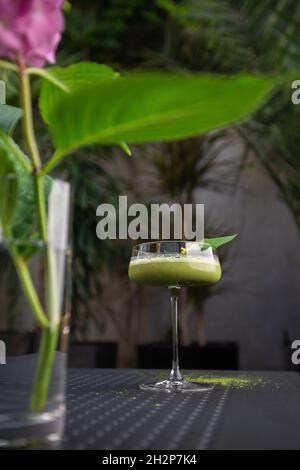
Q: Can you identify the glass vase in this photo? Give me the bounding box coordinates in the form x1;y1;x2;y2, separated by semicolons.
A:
0;179;71;448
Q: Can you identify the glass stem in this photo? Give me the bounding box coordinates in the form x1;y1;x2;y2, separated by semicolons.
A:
169;286;182;383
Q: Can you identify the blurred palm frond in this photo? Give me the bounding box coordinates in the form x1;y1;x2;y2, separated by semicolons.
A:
156;0;300;72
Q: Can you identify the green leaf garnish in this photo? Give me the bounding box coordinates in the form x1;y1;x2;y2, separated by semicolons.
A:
203;234;237;249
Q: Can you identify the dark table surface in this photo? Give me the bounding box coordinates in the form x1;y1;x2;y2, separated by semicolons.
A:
61;369;300;450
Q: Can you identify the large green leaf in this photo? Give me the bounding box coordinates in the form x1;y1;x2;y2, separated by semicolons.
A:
44;72;279;163
39;62;118;125
0;104;22;135
0;132;52;258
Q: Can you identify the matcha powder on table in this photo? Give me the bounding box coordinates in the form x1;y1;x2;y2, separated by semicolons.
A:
184;374;265;389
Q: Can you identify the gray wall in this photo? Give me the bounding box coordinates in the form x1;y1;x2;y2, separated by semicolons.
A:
197;132;300;370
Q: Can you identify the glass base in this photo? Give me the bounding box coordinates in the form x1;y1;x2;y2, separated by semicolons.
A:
139;379;214;393
0;406;65;449
0;431;62;449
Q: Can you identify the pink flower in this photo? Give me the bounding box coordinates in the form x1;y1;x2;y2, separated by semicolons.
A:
0;0;64;68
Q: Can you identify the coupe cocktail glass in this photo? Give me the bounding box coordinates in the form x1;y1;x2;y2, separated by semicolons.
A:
129;241;222;392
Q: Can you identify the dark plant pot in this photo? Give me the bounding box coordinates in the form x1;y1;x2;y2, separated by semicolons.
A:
0;331;38;355
138;341;239;370
68;341;118;368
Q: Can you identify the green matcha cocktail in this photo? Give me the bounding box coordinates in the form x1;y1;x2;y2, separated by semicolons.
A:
129;254;221;286
128;241;222;393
